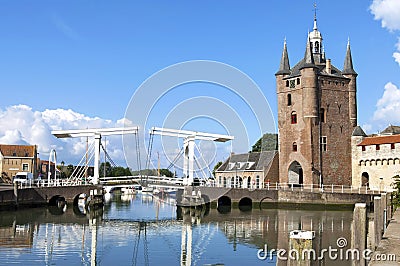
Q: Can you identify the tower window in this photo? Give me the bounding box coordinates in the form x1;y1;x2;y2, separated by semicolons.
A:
296;78;300;85
287;94;292;106
376;144;380;151
391;143;395;150
320;136;327;151
292;142;297;152
286;80;289;87
362;146;366;152
320;108;326;123
315;41;319;53
290;80;295;88
291;111;297;124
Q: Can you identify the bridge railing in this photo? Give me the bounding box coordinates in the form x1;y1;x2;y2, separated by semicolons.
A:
214;182;389;194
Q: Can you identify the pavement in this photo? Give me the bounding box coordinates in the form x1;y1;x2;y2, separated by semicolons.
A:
370;208;400;265
0;184;13;191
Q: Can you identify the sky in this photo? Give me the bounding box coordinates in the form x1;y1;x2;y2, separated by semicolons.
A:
0;0;400;173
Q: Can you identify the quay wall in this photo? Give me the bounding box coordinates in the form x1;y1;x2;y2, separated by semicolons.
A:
178;187;376;209
0;185;102;210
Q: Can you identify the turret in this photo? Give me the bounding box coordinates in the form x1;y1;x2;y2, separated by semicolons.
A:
343;39;358;127
300;37;319;121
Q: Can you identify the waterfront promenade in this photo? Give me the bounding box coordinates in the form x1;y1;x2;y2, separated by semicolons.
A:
370;208;400;265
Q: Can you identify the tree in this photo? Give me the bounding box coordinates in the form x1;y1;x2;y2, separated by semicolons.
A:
252;133;278;152
111;166;131;177
159;168;174;177
213;161;223;177
99;162;112;177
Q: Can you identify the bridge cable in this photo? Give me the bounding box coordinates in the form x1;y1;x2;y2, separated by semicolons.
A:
144;132;154;184
166;146;184;171
134;132;142;178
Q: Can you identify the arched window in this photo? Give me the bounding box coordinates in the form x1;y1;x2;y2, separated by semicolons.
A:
292;142;297;152
287;94;292;106
315;41;319;53
296;78;300;85
291;111;297;124
286;80;289;87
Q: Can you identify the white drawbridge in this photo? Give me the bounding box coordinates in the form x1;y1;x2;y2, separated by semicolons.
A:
52;127;139;185
148;127;234;186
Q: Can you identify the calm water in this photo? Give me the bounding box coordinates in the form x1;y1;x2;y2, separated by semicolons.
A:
0;192;356;266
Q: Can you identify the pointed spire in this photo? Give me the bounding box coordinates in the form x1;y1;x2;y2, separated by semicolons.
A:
275;38;291;75
342;38;357;75
300;37;315;69
313;2;318;30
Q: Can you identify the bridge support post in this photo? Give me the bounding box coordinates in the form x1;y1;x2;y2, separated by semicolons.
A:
183;136;195;186
93;134;101;185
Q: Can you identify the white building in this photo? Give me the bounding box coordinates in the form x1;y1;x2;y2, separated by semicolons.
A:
352;126;400;192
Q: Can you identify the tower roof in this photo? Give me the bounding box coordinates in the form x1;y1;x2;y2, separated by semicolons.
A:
352;126;367;137
276;39;291;75
342;39;357;75
299;36;316;70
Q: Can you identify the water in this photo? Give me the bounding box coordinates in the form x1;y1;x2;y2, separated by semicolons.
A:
0;192;356;266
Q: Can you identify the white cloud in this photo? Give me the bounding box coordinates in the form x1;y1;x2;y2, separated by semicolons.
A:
371;82;400;129
370;0;400;66
370;0;400;31
0;105;126;166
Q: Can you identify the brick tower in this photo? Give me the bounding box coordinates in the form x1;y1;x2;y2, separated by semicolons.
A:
275;15;357;186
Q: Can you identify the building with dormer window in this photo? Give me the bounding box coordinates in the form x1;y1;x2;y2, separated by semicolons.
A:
215;151;279;189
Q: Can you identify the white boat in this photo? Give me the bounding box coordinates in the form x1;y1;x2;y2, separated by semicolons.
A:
289;230;315;240
141;186;154;194
121;186;137;195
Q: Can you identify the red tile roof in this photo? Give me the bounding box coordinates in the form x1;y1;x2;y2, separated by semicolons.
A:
357;135;400;146
0;144;36;157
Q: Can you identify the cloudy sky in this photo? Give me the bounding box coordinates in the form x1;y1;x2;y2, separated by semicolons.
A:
0;0;399;170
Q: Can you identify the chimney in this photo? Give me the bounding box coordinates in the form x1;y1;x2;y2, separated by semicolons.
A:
326;59;332;74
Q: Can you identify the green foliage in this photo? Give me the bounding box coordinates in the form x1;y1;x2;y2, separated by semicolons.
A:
131;168;173;177
213;161;223;177
392;175;400;208
252;133;278;152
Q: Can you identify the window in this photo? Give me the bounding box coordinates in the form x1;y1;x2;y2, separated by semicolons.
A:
321;136;327;151
296;78;300;85
290;79;295;88
292;142;297;152
287;94;292;106
391;143;395;150
362;146;366;152
376;144;380;151
291;111;297;124
286;80;289;87
320;108;325;123
22;163;29;171
315;41;319;53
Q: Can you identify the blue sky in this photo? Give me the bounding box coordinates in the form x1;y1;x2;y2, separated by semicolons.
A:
0;0;399;170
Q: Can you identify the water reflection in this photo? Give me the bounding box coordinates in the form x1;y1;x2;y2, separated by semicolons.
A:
0;193;356;266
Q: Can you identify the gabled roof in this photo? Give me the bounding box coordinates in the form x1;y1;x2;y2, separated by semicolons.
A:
380;125;400;135
357;135;400;146
216;151;277;172
284;57;346;79
0;144;36;158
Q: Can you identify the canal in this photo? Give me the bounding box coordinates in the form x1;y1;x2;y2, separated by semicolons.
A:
0;191;357;265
